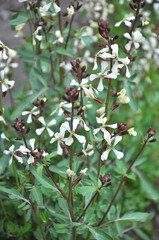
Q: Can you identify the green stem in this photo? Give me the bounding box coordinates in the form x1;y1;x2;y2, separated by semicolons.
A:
0;199;9;220
68;103;76;239
12;158;20;188
65;15;74;49
35;202;46;240
80;90;90;168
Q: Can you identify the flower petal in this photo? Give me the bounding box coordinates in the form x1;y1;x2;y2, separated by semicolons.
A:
113;148;124;159
36;127;45;135
101;148;111;160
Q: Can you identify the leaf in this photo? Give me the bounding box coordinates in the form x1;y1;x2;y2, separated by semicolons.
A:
0;155;9;174
82;36;95;46
135;169;159;200
84;225;113;240
10;15;29;25
33;68;47;87
124;79;138;112
0;186;30;205
55;47;76;58
31;168;60;194
11;87;48;120
120;212;152;222
49;166;67;178
46;151;57;160
31;186;43;205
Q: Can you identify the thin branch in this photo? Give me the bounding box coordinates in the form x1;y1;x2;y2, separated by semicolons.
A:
42;161;68;201
97;136;149;227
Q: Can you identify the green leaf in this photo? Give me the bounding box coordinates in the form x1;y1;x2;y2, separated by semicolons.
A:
33;68;47;87
124;79;138;112
135;170;159;200
31;168;60;194
0;186;30;205
49;166;67;178
120;212;152;222
84;225;113;240
46;151;57;160
11;87;48;120
55;47;76;58
31;186;43;205
134;229;151;240
0;155;9;174
10;15;29;26
82;36;95;46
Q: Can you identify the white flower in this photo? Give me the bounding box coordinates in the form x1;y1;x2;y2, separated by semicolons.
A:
61;119;86;146
80;168;88;175
50;127;66;155
90;61;118;91
22;106;39;123
36;116;56;137
1;133;9;141
84;88;97;100
54;30;63;44
0;70;15;92
19;138;37;164
50;101;71;116
14;23;25;38
93;47;109;70
82;143;94;156
0;57;18;74
115;16;135;27
66;168;75;177
94;114;117;138
4;145;23;165
32;27;42;46
101;134;124;160
0;115;6;125
67;6;75;20
102;44;130;75
0;41;16;61
117;88;130;104
70;78;89;90
40;1;61;16
128;128;137;136
124;31;144;51
18;0;28;2
97;106;105;115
